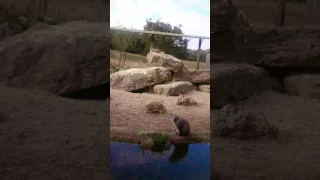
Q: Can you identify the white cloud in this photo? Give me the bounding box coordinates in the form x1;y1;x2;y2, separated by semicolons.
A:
110;0;210;50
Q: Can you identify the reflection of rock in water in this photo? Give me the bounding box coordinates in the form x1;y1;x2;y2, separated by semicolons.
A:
168;144;189;163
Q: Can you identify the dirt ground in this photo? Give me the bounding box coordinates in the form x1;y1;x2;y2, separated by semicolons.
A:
0;84;111;180
110;89;210;144
212;90;320;180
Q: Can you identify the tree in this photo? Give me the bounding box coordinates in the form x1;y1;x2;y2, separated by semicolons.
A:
110;24;135;67
306;0;320;25
141;18;190;59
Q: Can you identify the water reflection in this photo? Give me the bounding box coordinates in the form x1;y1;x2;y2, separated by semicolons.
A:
110;141;210;180
169;144;189;163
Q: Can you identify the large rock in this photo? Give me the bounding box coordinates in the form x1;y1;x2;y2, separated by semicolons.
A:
284;73;320;99
211;105;279;140
173;69;210;84
110;67;171;92
151;81;197;96
211;62;283;109
172;65;190;81
211;0;238;32
189;70;210;84
176;94;197;106
0;21;109;95
146;52;184;72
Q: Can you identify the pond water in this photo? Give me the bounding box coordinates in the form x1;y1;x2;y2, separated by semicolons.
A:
110;141;210;180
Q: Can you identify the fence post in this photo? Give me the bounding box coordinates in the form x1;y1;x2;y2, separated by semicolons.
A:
205;53;210;71
275;0;287;27
196;38;203;70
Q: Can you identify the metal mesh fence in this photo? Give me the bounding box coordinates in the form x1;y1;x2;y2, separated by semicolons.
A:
0;0;109;22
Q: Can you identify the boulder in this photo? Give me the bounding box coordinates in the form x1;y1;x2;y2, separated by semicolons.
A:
110;67;171;92
173;69;210;84
176;94;197;106
152;81;197;96
199;85;210;93
146;52;184;72
189;70;210;84
284;73;320;99
211;0;238;32
145;101;166;114
211;105;279;140
211;62;283;109
0;21;109;95
172;65;191;81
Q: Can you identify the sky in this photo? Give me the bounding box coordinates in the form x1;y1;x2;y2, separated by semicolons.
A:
110;0;210;50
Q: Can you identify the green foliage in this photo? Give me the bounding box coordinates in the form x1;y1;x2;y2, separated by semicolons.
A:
110;24;136;66
140;18;190;59
187;49;210;62
110;18;197;60
152;134;167;146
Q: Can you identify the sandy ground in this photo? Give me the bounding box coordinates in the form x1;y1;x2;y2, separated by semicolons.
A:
0;85;111;180
212;90;320;180
110;89;210;144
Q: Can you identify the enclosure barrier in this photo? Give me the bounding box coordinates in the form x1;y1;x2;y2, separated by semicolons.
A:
110;27;210;70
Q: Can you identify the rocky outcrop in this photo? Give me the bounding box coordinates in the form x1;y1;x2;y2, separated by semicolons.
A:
211;62;283;109
0;20;109;95
176;95;197;106
151;81;197;96
173;69;210;84
284;73;320;99
110;67;171;92
172;65;191;82
189;70;210;84
211;105;279;140
146;52;184;72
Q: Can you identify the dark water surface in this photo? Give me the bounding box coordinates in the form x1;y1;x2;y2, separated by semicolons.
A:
110;141;210;180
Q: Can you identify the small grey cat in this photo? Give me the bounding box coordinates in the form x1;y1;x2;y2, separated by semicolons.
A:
171;114;190;136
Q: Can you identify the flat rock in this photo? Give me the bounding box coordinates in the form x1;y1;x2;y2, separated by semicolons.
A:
211;62;283;109
199;85;210;93
110;67;171;91
189;70;210;84
284;73;320;99
152;81;197;96
0;20;109;95
173;69;210;84
146;52;184;72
